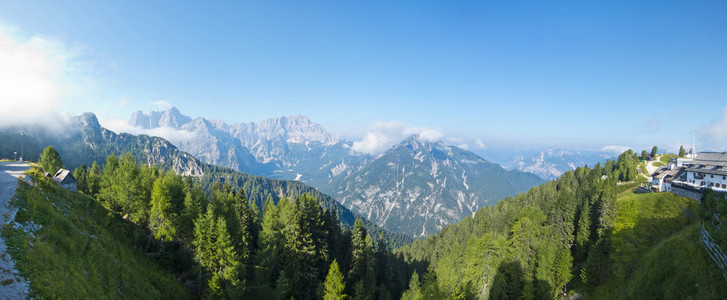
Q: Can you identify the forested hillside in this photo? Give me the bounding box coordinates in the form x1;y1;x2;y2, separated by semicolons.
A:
396;150;727;299
198;165;413;248
65;152;414;298
0;115;411;247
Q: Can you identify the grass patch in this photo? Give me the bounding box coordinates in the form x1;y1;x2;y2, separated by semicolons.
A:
587;190;727;299
2;170;189;299
660;154;677;164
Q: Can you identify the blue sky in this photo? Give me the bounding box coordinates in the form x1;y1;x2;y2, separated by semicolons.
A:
1;1;726;152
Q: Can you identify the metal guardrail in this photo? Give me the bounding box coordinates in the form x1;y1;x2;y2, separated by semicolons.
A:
699;223;727;283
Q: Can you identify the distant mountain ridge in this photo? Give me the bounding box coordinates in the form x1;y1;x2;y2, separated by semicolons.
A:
129;108;351;185
481;148;616;180
1;113;204;176
321;135;544;237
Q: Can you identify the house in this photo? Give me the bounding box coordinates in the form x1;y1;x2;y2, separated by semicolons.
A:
676;152;727;192
53;169;77;192
651;165;686;192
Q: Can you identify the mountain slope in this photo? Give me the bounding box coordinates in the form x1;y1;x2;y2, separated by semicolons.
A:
128;108;360;186
322;135;543;237
0;113;204;176
0;114;411;246
5;170;189;298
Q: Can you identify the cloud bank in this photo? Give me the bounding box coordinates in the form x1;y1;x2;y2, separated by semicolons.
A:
598;145;632;155
350;121;444;155
100;118;197;145
0;26;75;126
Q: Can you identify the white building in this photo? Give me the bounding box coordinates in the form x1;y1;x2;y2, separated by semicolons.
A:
651;165;686;192
677;152;727;192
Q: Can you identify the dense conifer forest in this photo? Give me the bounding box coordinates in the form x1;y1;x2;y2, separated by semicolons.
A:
67;152;413;298
13;147;723;298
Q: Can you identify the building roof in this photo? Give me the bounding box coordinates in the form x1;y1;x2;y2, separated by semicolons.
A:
684;152;727;176
664;167;686;183
53;169;76;184
692;152;727;167
651;165;669;178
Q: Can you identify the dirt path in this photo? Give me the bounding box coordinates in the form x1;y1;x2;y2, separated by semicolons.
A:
0;161;31;299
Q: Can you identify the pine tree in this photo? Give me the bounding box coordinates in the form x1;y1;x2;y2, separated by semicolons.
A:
348;219;368;287
211;217;242;297
400;271;421;300
73;164;88;193
650;146;658;158
193;205;216;282
88;161;102;197
679;145;686;157
181;183;205;242
275;270;291;300
150;176;177;243
324;259;346;300
234;188;255;268
40;146;63;174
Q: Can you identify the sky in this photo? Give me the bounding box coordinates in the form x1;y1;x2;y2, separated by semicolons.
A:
1;1;727;154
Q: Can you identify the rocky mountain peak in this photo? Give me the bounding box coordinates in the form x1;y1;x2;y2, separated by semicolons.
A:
129;107;192;129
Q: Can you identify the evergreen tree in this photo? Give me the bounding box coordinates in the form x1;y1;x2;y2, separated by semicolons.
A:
400;271;421;300
87;161;102;197
650;146;658;158
149;175;178;243
40;146;63;174
193;205;216;286
181;183;205;242
324;259;346;300
73;164;88;193
259;198;285;282
679;145;686;157
209;217;242;298
348;219;368;287
275;270;291;300
234;188;255;268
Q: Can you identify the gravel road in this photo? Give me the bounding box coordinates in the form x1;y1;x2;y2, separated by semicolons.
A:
0;161;31;299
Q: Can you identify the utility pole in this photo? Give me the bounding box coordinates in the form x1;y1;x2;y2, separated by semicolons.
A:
20;131;24;162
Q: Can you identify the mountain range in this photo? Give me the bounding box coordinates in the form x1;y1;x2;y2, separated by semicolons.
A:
0;113;412;246
480;148;617;181
127;108;544;236
321;135;543;236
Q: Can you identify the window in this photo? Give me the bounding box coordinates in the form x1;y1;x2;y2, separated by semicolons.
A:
711;182;714;187
711;175;714;178
701;182;705;186
723;184;726;188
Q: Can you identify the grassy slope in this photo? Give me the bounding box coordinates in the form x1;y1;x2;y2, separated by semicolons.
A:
2;170;189;299
588;188;727;299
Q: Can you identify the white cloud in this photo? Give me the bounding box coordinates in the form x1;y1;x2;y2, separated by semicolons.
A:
700;106;727;146
599;145;632;155
100;118;197;145
475;139;486;150
152;100;173;110
0;25;79;127
350;121;444;155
